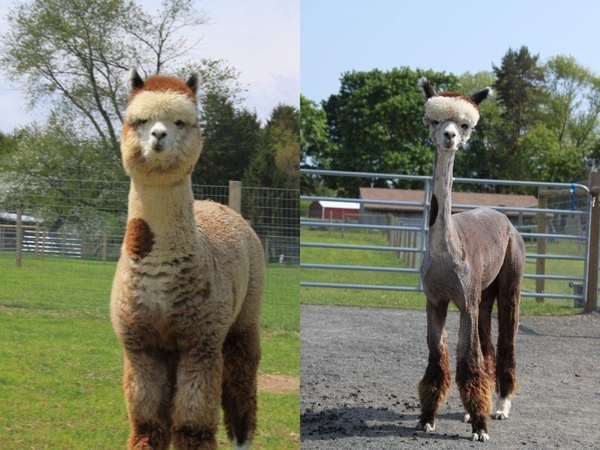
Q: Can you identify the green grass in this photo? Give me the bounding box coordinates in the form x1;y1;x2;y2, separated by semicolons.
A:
0;253;299;449
301;227;585;315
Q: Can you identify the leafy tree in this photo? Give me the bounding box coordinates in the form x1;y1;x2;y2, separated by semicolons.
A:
539;55;600;178
300;94;335;195
453;71;504;189
492;46;546;185
0;0;251;233
0;131;18;160
244;104;300;190
193;93;261;186
321;67;458;197
1;0;209;164
519;124;584;183
0;112;126;232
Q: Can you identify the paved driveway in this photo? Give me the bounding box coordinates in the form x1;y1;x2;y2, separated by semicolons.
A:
301;304;600;449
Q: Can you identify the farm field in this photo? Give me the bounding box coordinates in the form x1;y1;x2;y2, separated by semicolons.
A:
0;253;299;449
300;226;585;315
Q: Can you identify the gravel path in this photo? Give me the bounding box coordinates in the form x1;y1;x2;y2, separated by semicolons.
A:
301;304;600;449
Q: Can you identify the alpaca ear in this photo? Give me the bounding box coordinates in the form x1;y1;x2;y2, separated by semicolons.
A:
470;87;493;105
186;73;199;96
418;77;437;99
128;68;144;92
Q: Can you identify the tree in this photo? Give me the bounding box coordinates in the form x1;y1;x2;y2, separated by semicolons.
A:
321;67;458;196
0;112;126;232
300;94;335;195
244;104;300;190
0;0;249;233
538;55;600;178
193;93;261;186
0;0;207;164
492;46;546;185
0;131;18;160
453;71;504;189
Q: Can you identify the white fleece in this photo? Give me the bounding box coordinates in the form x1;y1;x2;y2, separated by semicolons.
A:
424;95;480;127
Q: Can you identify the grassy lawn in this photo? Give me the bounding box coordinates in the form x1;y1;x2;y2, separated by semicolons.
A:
301;226;585;315
0;253;299;449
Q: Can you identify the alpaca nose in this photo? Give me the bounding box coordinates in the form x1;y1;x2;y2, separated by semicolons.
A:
444;130;456;140
150;123;168;141
152;129;167;140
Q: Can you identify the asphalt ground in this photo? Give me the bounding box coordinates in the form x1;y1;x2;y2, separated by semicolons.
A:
301;304;600;449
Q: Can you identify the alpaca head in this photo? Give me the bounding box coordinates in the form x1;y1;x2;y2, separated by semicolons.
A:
419;77;491;152
121;69;202;186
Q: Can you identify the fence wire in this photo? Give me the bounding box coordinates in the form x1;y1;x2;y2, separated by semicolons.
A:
0;180;299;331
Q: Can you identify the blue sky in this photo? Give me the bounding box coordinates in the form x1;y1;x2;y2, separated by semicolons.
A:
301;0;600;103
0;0;299;132
2;0;600;132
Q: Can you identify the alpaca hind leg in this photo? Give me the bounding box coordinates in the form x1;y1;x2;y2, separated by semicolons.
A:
456;310;494;442
493;235;523;421
417;300;452;433
493;282;520;420
171;349;223;450
222;322;261;449
123;351;174;450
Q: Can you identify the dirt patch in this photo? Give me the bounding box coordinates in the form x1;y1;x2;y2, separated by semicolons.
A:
259;372;299;395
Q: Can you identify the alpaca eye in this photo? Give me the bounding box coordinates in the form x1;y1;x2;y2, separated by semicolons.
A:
461;123;469;130
432;120;439;126
175;120;185;129
133;119;148;128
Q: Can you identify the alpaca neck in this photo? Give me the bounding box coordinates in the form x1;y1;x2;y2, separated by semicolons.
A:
427;147;459;256
126;176;200;257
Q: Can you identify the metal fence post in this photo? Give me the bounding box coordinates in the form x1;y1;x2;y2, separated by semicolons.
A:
536;186;547;303
585;172;600;312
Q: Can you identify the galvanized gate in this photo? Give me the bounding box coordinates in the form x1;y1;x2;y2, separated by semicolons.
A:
301;169;596;311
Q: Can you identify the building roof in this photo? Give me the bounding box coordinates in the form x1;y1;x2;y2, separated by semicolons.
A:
359;188;537;215
313;200;361;210
0;212;43;223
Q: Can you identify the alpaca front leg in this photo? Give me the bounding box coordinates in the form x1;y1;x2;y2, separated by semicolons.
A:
171;350;223;450
123;351;174;450
456;311;494;442
417;300;452;432
464;284;497;425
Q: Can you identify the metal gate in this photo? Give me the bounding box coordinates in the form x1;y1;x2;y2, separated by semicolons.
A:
301;169;596;311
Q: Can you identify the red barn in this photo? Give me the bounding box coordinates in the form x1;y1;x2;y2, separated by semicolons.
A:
308;200;360;221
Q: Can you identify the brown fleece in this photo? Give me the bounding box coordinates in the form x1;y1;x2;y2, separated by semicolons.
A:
130;75;196;103
418;340;452;426
221;324;261;445
171;427;216;450
439;91;479;107
125;218;154;259
456;362;494;434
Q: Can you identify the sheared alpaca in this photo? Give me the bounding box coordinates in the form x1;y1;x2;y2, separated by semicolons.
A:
111;69;264;450
415;78;525;442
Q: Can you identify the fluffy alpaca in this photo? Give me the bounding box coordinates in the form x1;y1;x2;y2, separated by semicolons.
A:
111;69;264;450
415;78;525;442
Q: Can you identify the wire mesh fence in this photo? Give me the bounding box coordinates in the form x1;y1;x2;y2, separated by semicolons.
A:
0;180;299;331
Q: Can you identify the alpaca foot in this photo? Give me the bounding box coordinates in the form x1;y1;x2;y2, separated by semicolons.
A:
472;430;490;442
463;413;471;423
234;442;250;450
492;396;512;420
415;421;435;433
